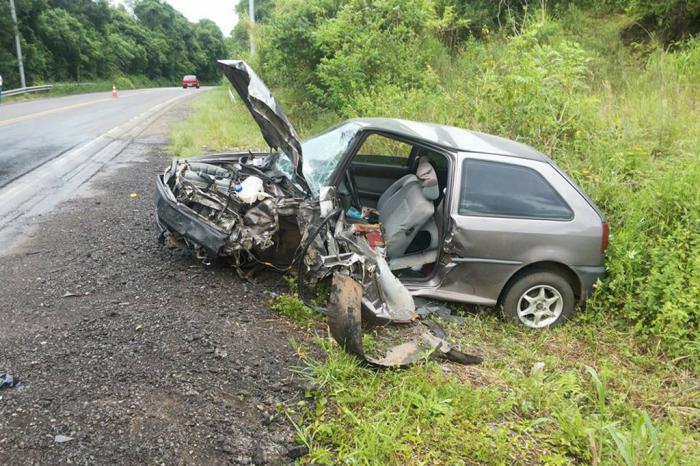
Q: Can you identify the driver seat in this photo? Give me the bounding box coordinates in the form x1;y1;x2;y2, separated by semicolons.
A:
379;157;440;265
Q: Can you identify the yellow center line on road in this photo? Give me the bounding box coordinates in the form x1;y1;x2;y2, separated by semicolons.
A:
0;89;164;127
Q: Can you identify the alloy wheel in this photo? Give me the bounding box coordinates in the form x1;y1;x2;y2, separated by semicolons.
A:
516;285;564;328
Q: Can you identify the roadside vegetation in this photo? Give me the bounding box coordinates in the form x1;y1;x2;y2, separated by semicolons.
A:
172;0;699;463
170;84;266;158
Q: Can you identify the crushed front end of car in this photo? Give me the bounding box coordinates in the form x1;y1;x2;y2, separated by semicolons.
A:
155;60;481;368
156;153;306;269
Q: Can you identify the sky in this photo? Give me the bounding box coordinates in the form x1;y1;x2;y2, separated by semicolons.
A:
112;1;240;36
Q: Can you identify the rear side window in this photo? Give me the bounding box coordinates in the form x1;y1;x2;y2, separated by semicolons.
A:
459;159;573;220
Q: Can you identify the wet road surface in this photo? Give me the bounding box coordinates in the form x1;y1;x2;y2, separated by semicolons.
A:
0;88;202;251
0;88;202;188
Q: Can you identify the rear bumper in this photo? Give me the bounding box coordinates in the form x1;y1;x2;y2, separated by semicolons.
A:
572;265;606;302
155;174;229;256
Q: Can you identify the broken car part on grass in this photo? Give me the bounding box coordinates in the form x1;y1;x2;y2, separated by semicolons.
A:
329;273;482;367
156;60;487;367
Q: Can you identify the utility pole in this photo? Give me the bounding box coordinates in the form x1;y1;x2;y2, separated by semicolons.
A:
9;0;26;88
248;0;255;56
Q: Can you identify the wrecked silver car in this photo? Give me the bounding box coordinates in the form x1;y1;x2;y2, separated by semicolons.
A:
156;60;607;360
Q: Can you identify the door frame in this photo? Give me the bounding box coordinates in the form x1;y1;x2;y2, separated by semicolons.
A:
331;129;458;286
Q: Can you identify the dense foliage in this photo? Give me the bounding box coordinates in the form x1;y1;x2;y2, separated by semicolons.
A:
243;0;700;364
0;0;226;88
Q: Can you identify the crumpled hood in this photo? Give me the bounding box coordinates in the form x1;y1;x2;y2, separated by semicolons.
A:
217;60;306;190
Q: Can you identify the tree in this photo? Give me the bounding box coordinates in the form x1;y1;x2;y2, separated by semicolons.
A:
37;8;99;80
193;19;227;81
0;0;227;85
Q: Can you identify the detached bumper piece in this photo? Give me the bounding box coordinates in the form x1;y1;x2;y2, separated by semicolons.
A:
328;273;482;368
156;175;229;256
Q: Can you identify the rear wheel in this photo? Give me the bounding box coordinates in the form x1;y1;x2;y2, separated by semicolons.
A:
501;271;575;328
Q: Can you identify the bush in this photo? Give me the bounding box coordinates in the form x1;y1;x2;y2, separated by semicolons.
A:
591;158;700;362
261;0;457;114
461;25;599;153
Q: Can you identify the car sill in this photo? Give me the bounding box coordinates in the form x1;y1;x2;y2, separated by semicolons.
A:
451;257;522;265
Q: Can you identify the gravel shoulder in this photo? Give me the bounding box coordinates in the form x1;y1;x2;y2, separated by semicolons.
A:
0;101;307;465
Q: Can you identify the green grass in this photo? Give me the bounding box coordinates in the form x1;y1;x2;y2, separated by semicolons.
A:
278;302;700;465
169;85;267;157
260;290;700;464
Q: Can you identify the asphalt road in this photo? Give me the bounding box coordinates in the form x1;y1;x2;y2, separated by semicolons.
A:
0;88;202;252
0;87;202;188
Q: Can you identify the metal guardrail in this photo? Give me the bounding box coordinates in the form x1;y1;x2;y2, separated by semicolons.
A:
3;84;53;97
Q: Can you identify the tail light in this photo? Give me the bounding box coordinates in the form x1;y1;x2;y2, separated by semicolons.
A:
601;222;609;254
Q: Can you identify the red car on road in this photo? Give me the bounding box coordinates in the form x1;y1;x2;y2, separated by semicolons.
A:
182;75;199;89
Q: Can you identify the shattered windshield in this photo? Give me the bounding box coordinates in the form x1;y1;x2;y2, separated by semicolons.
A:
274;122;361;196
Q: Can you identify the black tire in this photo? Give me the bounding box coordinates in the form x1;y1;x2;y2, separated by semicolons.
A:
501;270;575;329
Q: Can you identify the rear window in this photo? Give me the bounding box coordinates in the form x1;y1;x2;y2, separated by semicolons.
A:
184;75;196;80
459;159;573;220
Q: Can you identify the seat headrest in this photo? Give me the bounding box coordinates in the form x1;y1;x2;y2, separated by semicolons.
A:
416;156;439;201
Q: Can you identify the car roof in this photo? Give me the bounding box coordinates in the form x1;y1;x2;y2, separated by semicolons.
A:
348;118;549;162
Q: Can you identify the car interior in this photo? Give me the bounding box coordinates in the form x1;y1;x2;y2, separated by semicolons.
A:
338;133;450;278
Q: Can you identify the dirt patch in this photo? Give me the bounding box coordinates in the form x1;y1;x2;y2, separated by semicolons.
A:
0;102;307;465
